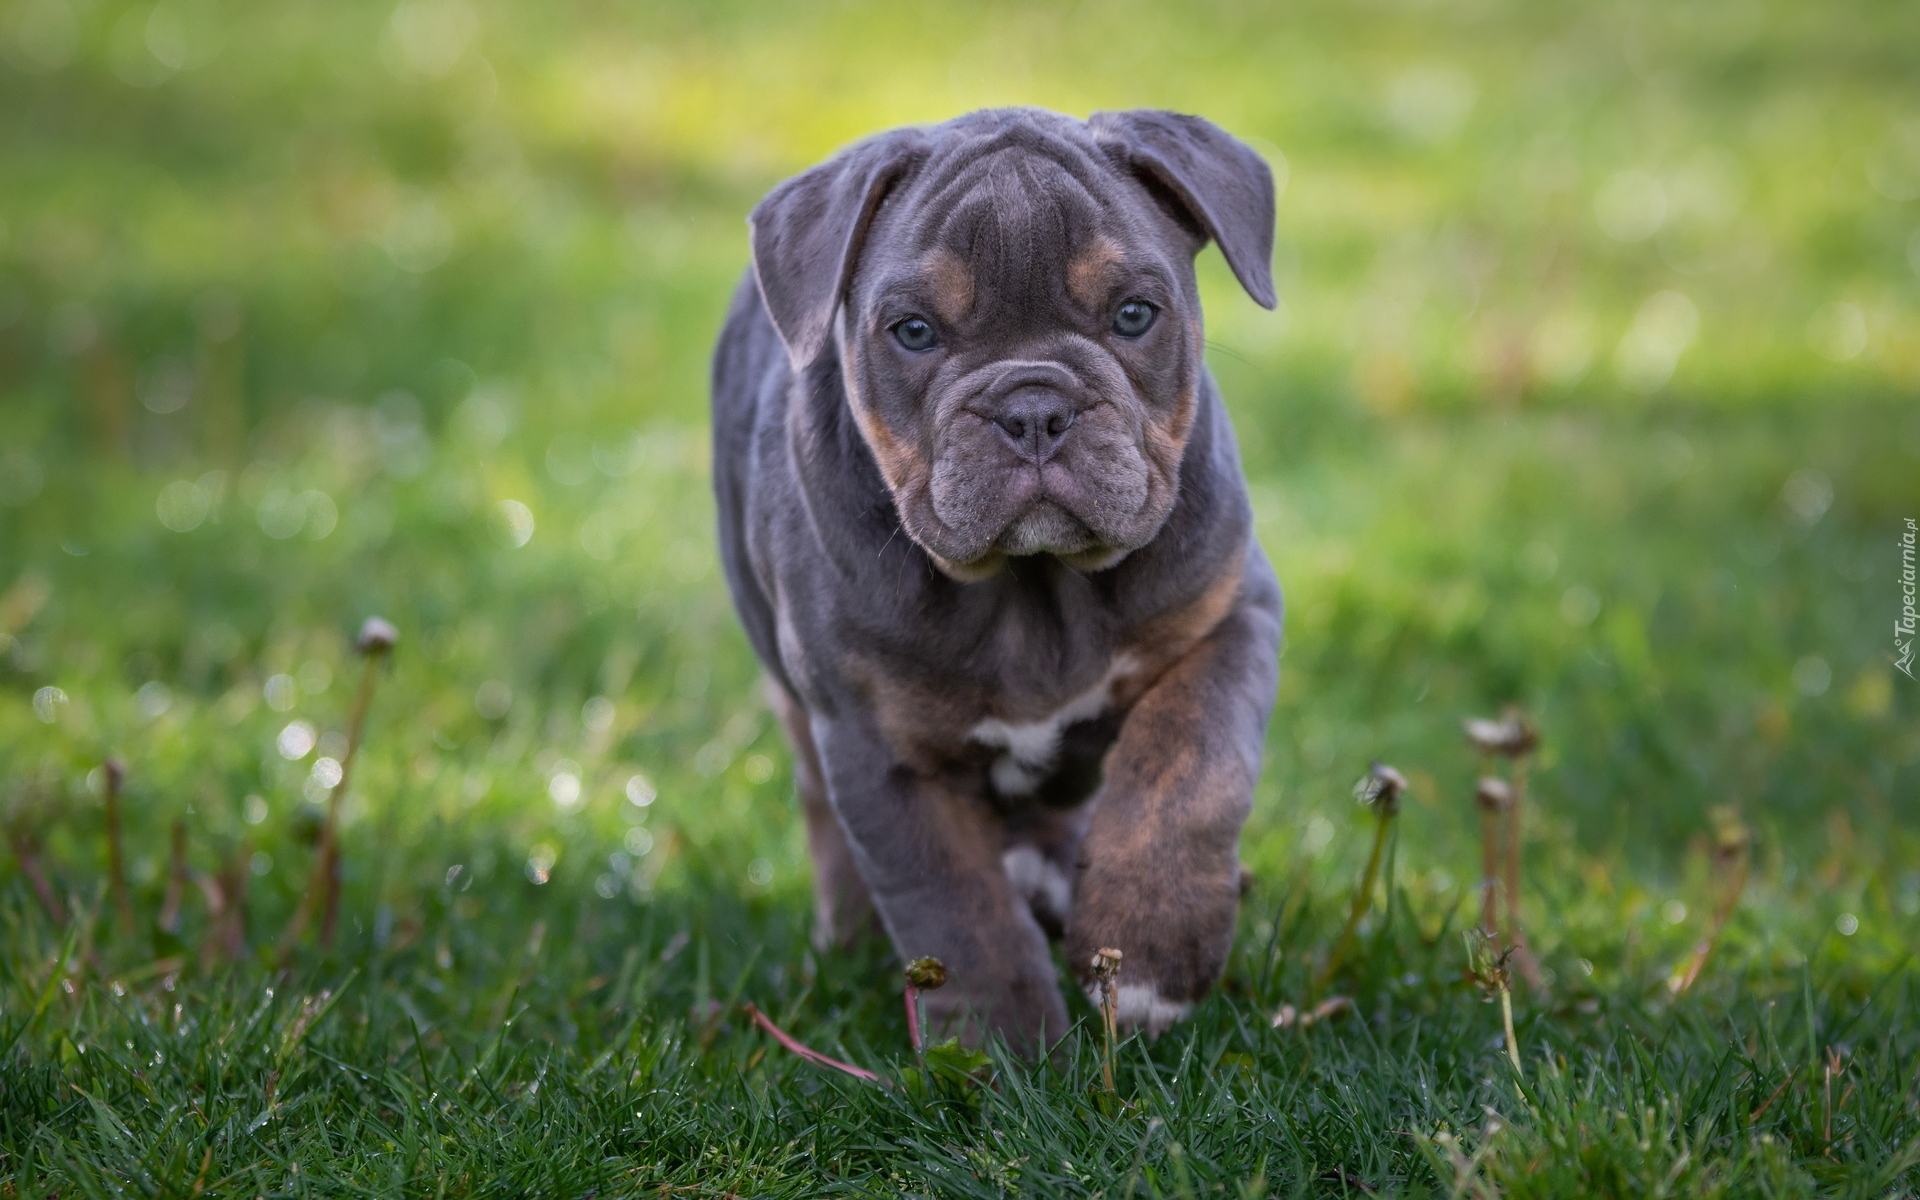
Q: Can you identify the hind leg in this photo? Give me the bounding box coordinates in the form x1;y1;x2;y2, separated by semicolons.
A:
768;680;875;950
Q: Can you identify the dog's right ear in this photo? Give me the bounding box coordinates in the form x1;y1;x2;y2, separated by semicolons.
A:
749;129;929;370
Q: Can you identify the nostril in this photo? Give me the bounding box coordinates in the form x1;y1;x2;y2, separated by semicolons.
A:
992;391;1077;458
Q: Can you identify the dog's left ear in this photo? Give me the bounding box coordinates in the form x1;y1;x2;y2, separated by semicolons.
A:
1089;110;1278;310
749;128;930;369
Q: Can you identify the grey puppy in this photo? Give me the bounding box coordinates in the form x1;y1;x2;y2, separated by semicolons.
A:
711;107;1282;1051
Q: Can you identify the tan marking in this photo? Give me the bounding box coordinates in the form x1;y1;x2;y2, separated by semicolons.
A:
1115;544;1246;706
923;249;975;325
849;402;925;493
1135;320;1205;502
927;547;1006;583
836;342;925;497
1067;238;1124;309
846;654;990;775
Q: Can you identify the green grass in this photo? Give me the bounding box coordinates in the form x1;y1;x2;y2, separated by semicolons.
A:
3;0;1919;1194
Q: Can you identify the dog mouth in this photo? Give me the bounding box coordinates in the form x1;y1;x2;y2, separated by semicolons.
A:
912;384;1170;576
994;500;1097;557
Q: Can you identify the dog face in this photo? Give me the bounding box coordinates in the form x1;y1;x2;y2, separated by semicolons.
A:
750;109;1277;579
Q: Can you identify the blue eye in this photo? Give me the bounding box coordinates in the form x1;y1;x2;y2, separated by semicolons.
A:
1112;300;1157;338
892;317;937;351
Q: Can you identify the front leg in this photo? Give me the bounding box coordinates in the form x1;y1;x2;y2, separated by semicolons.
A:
1067;558;1281;1033
812;712;1069;1052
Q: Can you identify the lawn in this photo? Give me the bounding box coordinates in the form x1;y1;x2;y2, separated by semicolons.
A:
2;0;1918;1195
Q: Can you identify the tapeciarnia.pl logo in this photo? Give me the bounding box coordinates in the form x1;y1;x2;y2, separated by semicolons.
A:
1898;518;1917;680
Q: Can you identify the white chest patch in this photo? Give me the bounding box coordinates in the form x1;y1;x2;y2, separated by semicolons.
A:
967;654;1139;796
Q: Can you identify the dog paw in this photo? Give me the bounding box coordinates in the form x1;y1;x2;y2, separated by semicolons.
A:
1082;981;1193;1036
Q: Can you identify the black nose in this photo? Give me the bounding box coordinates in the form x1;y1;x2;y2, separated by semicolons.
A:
992;391;1077;461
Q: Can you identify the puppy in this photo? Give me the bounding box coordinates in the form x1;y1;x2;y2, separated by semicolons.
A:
711;108;1282;1051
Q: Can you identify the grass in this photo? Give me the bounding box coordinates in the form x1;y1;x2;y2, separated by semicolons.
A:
3;0;1919;1194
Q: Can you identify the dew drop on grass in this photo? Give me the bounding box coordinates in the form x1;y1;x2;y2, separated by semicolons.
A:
1835;913;1859;936
310;756;343;789
276;720;317;760
549;764;582;809
492;499;534;547
31;686;66;724
625;773;656;807
582;695;616;731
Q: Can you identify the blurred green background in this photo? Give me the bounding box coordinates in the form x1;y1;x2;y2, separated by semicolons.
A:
3;0;1914;910
3;0;1920;1191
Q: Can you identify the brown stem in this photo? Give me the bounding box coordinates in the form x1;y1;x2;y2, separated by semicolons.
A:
1503;757;1524;949
318;653;381;947
281;646;386;958
1478;801;1501;938
742;1002;880;1082
1316;801;1395;992
159;821;188;934
7;827;66;927
207;842;251;964
319;840;343;948
103;758;133;936
1671;845;1750;996
1100;980;1118;1094
1502;757;1545;989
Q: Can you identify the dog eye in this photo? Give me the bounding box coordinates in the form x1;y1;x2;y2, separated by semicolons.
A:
891;317;938;352
1112;300;1157;338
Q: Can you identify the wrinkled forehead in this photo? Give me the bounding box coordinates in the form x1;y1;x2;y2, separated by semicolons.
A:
860;132;1187;314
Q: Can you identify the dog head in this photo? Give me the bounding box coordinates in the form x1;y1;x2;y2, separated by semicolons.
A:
749;108;1276;579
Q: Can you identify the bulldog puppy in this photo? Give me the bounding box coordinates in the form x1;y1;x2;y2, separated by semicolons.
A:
711;108;1282;1051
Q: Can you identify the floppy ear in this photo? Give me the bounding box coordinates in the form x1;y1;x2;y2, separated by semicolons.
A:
1089;109;1278;310
748;129;929;368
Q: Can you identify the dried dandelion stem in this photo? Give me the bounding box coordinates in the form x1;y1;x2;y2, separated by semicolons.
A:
1474;778;1510;938
1500;982;1523;1078
1504;755;1525;953
1670;809;1753;996
1315;764;1405;993
1318;807;1391;989
280;618;395;959
158;820;187;934
207;841;251;964
1091;947;1123;1094
1466;711;1542;989
103;758;133;936
1467;933;1523;1081
6;827;65;928
742;1002;879;1082
903;986;922;1051
903;957;947;1054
